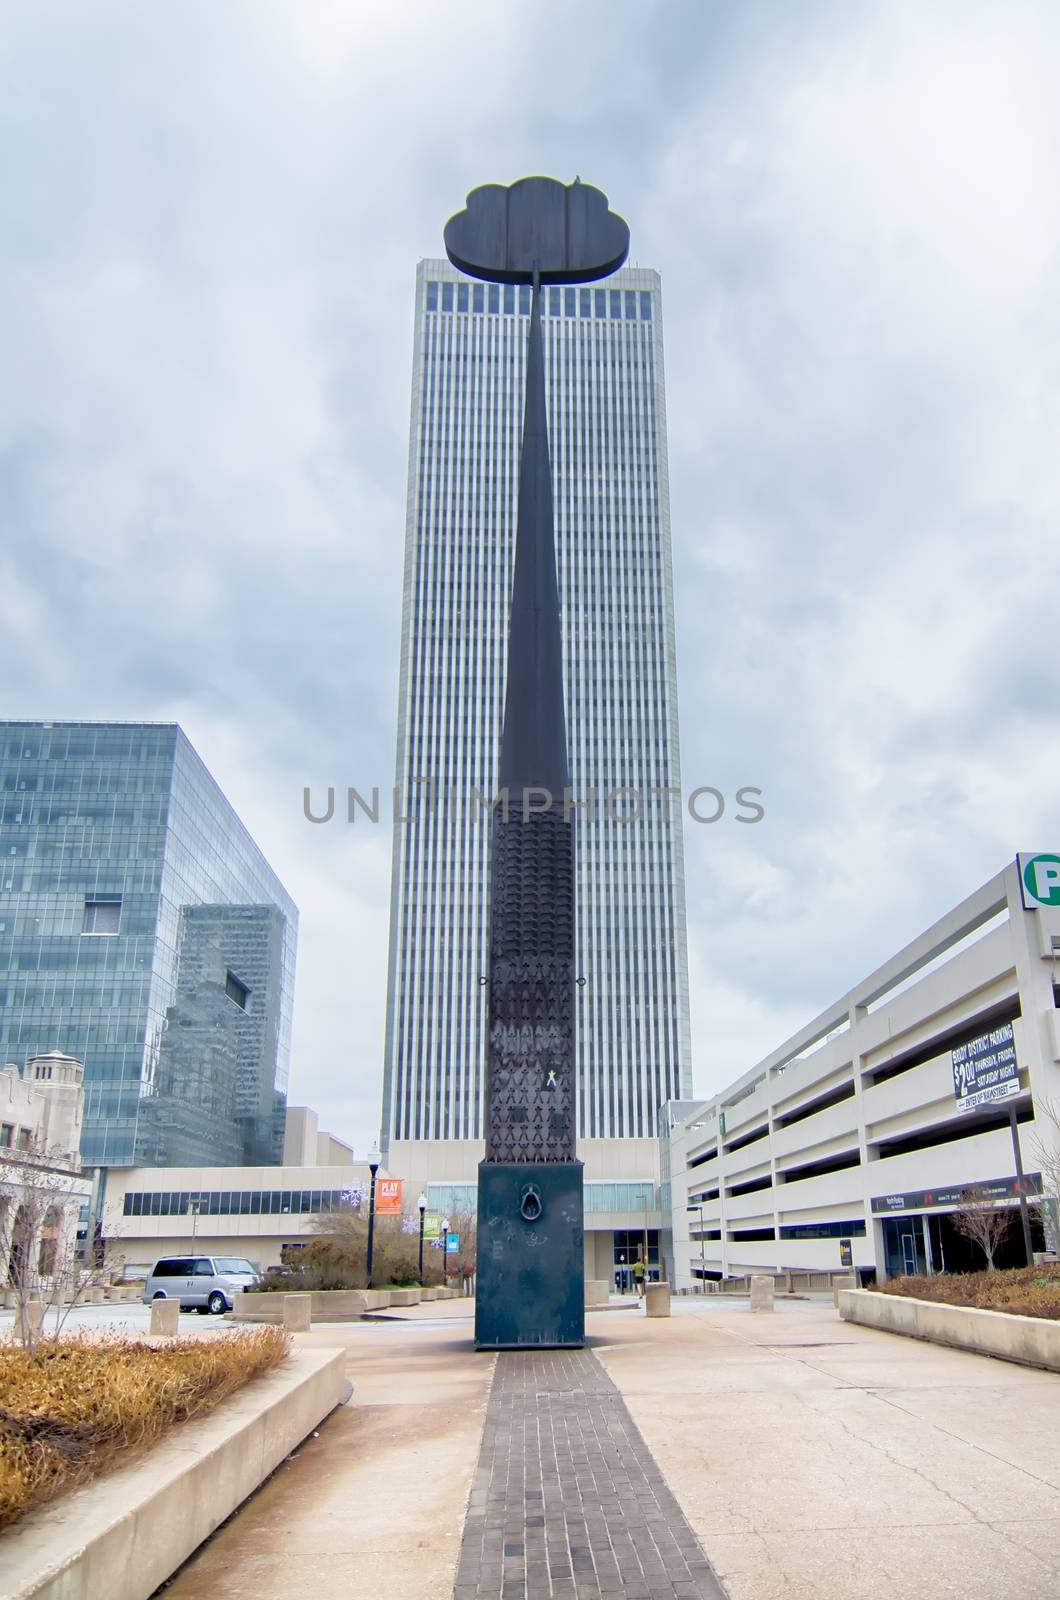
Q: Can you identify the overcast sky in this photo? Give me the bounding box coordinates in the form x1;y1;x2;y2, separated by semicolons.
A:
3;2;1059;1153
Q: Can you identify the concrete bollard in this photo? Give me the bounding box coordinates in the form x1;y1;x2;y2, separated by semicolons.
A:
149;1298;180;1337
2;1289;17;1310
282;1294;312;1332
86;1287;104;1305
750;1275;775;1313
832;1273;857;1309
645;1282;671;1318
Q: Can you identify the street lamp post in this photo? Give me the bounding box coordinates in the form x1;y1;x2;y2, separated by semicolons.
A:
417;1192;428;1285
366;1141;380;1290
440;1216;450;1287
699;1204;706;1294
190;1197;201;1245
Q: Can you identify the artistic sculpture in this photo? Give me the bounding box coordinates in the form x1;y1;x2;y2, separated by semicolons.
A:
444;177;630;1347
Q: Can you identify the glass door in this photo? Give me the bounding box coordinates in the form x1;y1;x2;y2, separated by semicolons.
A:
882;1216;927;1278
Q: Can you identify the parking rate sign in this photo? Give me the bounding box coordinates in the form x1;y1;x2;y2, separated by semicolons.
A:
951;1021;1020;1113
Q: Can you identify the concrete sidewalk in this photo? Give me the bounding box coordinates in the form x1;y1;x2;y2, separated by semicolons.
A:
595;1298;1060;1600
157;1320;494;1599
155;1299;1060;1599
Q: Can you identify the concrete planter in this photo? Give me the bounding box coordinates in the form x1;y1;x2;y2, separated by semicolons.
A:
839;1287;1060;1372
387;1288;421;1307
585;1279;610;1307
234;1288;392;1322
1;1346;348;1600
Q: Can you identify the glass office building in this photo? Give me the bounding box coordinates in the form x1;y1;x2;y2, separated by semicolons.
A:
382;262;693;1150
0;722;297;1168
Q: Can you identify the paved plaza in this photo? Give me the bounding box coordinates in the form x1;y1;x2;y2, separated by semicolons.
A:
8;1295;1059;1598
454;1346;723;1599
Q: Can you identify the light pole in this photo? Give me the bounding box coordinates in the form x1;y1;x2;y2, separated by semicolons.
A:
417;1192;428;1285
643;1189;650;1285
366;1141;380;1290
440;1216;450;1287
1009;1105;1035;1264
699;1203;706;1293
189;1197;201;1246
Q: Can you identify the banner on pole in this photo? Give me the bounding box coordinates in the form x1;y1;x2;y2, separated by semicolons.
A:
376;1178;403;1215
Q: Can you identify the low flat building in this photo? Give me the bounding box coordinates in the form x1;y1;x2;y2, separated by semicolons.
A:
105;1143;665;1289
664;855;1060;1287
101;1162;374;1275
385;1137;664;1291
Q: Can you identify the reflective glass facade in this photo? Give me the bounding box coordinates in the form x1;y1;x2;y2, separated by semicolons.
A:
425;1182;658;1218
383;262;692;1148
0;722;297;1167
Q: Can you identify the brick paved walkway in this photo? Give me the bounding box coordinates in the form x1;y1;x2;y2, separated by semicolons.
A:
453;1348;725;1600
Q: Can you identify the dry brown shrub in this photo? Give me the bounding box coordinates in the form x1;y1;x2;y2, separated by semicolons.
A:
877;1264;1060;1320
0;1326;289;1531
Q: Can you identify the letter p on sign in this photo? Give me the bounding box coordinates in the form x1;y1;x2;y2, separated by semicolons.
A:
1020;853;1060;908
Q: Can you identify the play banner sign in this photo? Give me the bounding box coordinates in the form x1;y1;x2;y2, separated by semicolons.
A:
375;1177;403;1215
951;1021;1020;1113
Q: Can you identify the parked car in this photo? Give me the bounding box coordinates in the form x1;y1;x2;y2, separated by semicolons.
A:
141;1255;260;1314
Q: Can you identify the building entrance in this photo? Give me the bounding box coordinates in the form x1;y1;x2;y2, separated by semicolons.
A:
883;1207;1043;1277
613;1228;659;1293
882;1215;927;1278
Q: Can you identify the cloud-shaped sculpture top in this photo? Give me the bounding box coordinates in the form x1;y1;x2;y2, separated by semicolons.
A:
444;177;629;286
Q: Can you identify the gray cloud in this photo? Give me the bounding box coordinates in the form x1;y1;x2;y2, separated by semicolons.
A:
2;0;1059;1139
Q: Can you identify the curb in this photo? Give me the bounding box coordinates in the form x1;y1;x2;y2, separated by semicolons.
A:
0;1345;348;1600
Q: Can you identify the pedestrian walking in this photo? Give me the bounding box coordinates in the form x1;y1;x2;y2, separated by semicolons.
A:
633;1256;646;1299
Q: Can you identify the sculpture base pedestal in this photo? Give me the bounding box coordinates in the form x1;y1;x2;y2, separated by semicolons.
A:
474;1161;584;1350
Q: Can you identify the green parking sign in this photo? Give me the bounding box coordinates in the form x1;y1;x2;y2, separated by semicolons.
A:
1019;853;1060;908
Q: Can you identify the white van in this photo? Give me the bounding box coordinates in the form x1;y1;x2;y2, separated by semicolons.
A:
141;1255;259;1314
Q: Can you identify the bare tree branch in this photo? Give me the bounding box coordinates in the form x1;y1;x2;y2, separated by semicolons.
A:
951;1184;1015;1272
0;1133;110;1349
1030;1095;1060;1256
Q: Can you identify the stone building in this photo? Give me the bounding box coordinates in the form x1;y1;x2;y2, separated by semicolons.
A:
0;1051;92;1291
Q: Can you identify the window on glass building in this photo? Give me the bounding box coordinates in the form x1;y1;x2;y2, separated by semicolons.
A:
82;897;121;935
225;970;249;1010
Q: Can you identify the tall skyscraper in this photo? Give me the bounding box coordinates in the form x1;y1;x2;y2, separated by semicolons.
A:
0;722;297;1168
382;262;692;1154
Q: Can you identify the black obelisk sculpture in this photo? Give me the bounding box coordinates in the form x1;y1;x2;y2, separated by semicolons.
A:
444;178;630;1348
